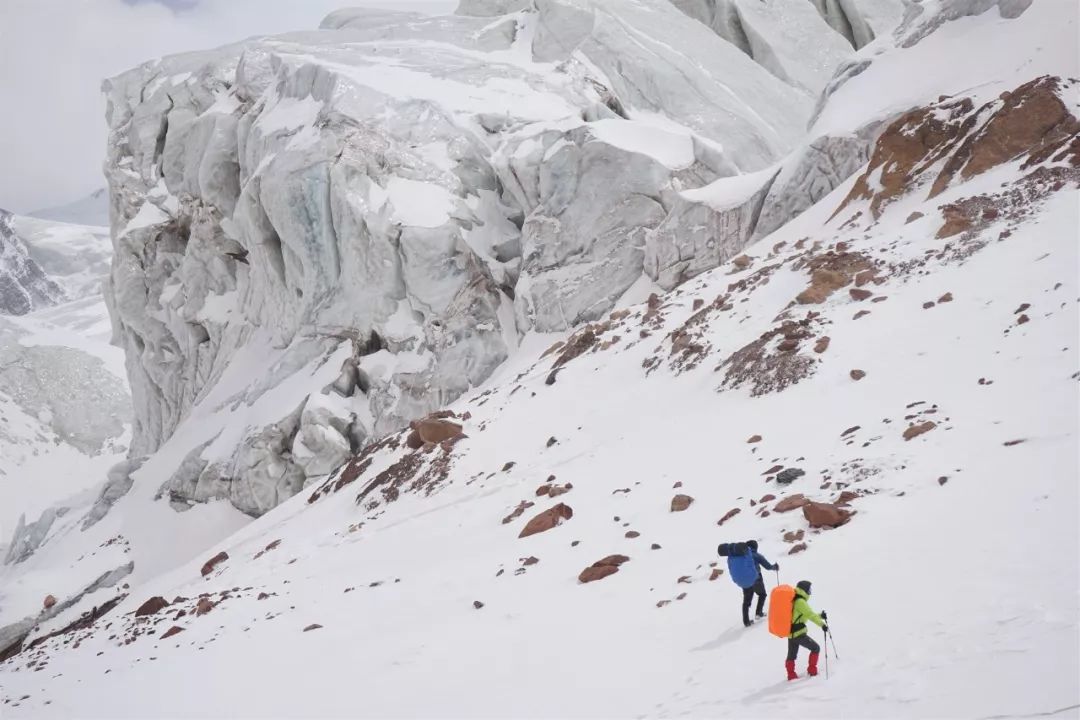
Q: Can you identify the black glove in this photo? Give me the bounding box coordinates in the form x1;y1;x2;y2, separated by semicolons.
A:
822;624;829;634
820;610;828;620
773;563;780;571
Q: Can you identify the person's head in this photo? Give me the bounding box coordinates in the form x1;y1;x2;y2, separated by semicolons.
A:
746;539;758;552
796;580;812;596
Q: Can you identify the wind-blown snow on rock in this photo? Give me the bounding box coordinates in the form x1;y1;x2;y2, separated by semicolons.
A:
0;211;65;316
101;1;812;516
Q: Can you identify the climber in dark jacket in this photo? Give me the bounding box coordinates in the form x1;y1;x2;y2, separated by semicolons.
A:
742;539;778;627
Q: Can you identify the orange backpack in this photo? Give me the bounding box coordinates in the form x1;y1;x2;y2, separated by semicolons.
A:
767;584;796;638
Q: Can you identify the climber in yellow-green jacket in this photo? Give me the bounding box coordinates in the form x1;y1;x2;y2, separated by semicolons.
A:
787;580;828;680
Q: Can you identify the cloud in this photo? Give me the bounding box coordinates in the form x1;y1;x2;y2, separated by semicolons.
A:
0;0;457;214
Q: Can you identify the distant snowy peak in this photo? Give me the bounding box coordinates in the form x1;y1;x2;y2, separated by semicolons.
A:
0;210;66;316
11;215;112;300
29;188;110;228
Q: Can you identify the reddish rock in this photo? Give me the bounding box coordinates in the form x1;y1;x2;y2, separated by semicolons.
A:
923;301;936;309
789;543;808;555
135;597;170;617
814;337;831;353
938;292;953;303
732;254;752;270
303;624;323;632
200;551;229;577
905;212;924;224
747;434;762;443
43;595;57;611
903;421;937;441
762;464;784;476
521;556;539;566
717;507;741;526
406;417;464;450
759;494;776;503
656;600;671;608
518;503;573;538
850;369;866;381
677;576;691;584
502;461;516;472
670;494;694;512
625;531;640;539
195;598;215;616
853;310;870;320
777;338;799;353
161;626;185;640
841;425;860;437
802;502;852;529
548;484;571;498
1017;314;1030;325
1015;303;1031;314
849;288;873;301
773;494;809;513
676;592;688;601
836;491;860;505
536;484;551;496
578;555;630;584
783;529;805;543
709;568;724;581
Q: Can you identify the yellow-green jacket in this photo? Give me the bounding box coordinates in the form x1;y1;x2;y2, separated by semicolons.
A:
790;586;825;638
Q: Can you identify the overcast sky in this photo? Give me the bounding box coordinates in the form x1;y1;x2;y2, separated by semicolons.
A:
0;0;457;214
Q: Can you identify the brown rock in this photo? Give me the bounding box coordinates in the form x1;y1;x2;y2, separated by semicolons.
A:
625;531;640;539
853;310;870;320
536;484;551;497
1017;314;1030;325
548;485;571;498
1014;303;1031;314
43;595;57;611
1003;439;1026;447
814;337;831;353
521;556;540;566
673;481;683;488
905;211;924;224
677;575;692;584
578;555;631;584
501;500;534;524
789;543;808;555
747;434;762;443
903;421;937;441
651;543;662;550
656;600;671;608
923;301;936;309
135;597;170;618
502;461;516;472
518;503;573;538
854;270;878;287
257;593;270;601
303;624;323;632
797;269;849;304
762;464;784;476
473;601;484;610
802;501;852;529
938;292;953;303
777;338;799;353
546;436;558;447
161;626;185;640
938;476;949;486
850;369;866;381
849;288;873;301
783;529;805;543
773;494;809;513
717;507;741;525
670;494;694;512
195;598;215;616
406;417;464;450
759;494;776;503
200;551;229;577
732;254;752;270
709;568;724;581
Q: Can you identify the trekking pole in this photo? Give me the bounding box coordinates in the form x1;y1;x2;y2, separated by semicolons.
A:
775;569;779;585
824;635;830;679
828;628;840;660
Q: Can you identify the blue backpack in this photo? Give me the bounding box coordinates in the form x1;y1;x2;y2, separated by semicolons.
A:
718;542;759;589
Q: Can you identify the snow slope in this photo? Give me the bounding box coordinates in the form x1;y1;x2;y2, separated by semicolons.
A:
0;1;1076;717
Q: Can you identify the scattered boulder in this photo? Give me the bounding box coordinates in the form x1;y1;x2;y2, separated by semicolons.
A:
789;543;808;555
303;624;323;632
802;502;852;529
717;508;741;525
473;600;484;610
406;416;464;450
732;254;752;270
1017;314;1030;325
814;337;831;353
849;288;873;301
905;211;924;223
161;626;185;640
835;491;860;505
578;555;630;584
762;464;784;476
938;292;953;303
775;468;805;485
850;369;866;381
938;476;949;486
670;494;694;512
903;421;937;441
923;301;936;309
783;529;805;543
625;531;640;539
1014;303;1031;314
1003;439;1026;447
200;551;228;577
135;597;170;618
709;568;724;581
774;494;809;513
546;436;558;447
43;595;57;611
195;598;215;616
650;543;662;550
521;556;540;566
502;461;516;472
502;500;534;525
257;593;270;601
759;494;776;503
747;434;762;443
518;503;573;538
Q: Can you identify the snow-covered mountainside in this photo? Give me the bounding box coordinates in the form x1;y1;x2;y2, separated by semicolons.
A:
0;208;129;547
1;0;1077;717
29;189;110;229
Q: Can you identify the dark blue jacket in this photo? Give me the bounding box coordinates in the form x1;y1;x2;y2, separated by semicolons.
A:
752;551;777;577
